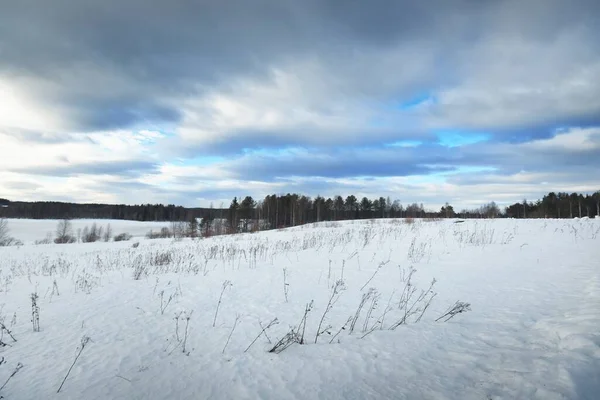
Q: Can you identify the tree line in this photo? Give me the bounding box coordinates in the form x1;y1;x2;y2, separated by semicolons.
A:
214;194;502;234
1;190;598;235
0;199;210;221
211;190;598;234
504;192;600;219
222;195;444;231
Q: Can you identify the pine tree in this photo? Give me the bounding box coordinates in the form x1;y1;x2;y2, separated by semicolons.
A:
187;218;198;239
360;197;372;219
239;196;256;232
228;197;240;233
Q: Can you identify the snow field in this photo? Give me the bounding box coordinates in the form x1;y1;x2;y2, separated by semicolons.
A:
0;218;599;399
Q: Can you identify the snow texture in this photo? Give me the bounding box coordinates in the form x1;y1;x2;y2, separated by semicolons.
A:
0;218;599;399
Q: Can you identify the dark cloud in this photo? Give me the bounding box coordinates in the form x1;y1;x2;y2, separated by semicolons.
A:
500;116;600;144
218;128;600;183
0;0;322;129
227;145;457;180
166;126;436;157
72;98;182;131
2;0;598;133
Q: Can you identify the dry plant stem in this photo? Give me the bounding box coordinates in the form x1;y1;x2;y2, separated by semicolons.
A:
390;278;437;329
159;291;173;315
269;327;299;354
222;315;241;354
327;261;332;287
403;279;436;323
213;280;232;327
57;336;90;393
315;280;345;343
31;293;40;332
0;323;16;342
259;320;273;344
283;268;289;302
435;301;471;322
360;262;387;291
379;289;396;330
329;316;352;344
415;292;437;323
360;324;379;339
362;290;380;332
0;362;23;392
174;311;183;342
115;375;132;383
182;311;193;353
244;318;279;352
350;289;374;334
298;301;314;344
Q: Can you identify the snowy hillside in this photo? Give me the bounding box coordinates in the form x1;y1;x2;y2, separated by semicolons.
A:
0;218;598;399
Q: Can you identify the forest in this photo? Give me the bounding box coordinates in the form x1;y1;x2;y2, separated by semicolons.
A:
1;190;598;231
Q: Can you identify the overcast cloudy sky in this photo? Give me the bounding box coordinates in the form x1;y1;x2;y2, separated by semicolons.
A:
1;0;599;209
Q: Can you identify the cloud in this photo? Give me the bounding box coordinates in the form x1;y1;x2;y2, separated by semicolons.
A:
0;78;67;132
0;130;162;176
0;0;599;209
523;127;600;152
224;146;455;180
12;160;159;178
420;38;600;133
5;0;595;137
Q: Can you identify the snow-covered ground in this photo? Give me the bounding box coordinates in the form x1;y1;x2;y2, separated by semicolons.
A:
0;218;599;399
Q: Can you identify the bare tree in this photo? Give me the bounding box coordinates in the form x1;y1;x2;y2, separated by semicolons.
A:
103;224;112;242
0;218;8;245
55;219;75;244
0;219;22;246
82;223;100;242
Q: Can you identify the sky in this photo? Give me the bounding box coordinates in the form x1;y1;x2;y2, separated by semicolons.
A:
1;0;599;210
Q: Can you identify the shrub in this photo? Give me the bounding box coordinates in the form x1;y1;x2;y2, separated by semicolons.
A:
81;223;102;243
151;251;173;266
54;236;76;244
146;227;172;239
132;258;147;280
0;237;22;246
160;227;172;238
114;233;132;242
35;233;53;245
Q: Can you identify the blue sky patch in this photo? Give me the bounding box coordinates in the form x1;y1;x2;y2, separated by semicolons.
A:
435;130;490;147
